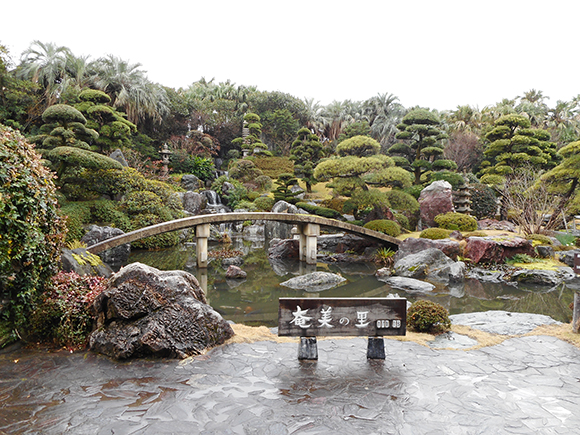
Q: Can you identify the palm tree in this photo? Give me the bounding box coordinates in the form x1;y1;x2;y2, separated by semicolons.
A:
17;40;72;106
303;97;325;136
321;100;361;141
362;93;404;147
91;55;168;126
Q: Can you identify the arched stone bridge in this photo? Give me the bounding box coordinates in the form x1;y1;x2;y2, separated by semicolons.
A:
86;212;401;268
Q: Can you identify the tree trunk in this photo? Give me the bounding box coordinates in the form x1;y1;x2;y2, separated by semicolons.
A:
545;178;578;230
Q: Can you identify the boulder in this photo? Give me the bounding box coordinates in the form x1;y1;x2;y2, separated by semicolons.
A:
182;191;207;215
508;268;576;286
375;267;392;279
463;236;534;263
280;271;346;292
268;238;299;259
181;174;201;191
266;200;298;239
377;276;436;293
477;219;516;232
290;185;305;201
335;234;379;255
225;265;247;279
536;245;555;259
556;249;580;267
395;237;461;261
90;263;233;359
81;225;130;268
109;149;128;167
222;256;243;267
418;180;454;229
394;248;466;283
61;248;114;278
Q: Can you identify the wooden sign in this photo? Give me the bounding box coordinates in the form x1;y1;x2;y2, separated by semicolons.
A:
278;297;406;337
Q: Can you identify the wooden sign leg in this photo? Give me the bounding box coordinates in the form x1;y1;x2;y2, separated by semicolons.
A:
367;336;385;359
298;337;318;360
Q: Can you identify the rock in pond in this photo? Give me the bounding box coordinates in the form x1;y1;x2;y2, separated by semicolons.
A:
376;276;436;293
90;262;234;359
225;265;247;279
280;271;346;292
394;248;466;283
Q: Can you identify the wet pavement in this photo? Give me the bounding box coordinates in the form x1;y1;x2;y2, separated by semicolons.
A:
1;320;580;434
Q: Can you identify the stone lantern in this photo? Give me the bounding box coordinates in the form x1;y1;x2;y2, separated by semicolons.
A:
159;143;172;177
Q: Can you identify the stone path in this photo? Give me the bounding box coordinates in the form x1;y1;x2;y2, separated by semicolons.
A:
1;330;580;434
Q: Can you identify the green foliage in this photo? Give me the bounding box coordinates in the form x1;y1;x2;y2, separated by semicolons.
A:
130;213;180;250
392;212;410;230
407;300;451;334
253;196;275;211
342;189;389;221
234;200;257;211
229;159;264;183
253;156;294;179
429;171;465;189
336;135;381;157
419;228;454;240
374;247;396;267
404;184;424;199
290;127;325;192
295;202;344;220
505;253;535;265
30;271;107;349
470;183;498;220
526;234;553;245
390;108;447;185
42;104;87;125
434;212;478;232
0;125;66;336
384;189;419;213
553;232;576;247
211;175;249;209
363;219;401;237
170;152;215;180
255;175;273;191
273;173;300;204
337;121;371;143
59;201;93;241
322;197;347;213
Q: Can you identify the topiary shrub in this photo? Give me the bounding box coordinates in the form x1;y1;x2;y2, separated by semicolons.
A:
429;170;465;189
0;125;67;341
253;156;294;179
254;196;275;211
322;197;347;213
296;202;344;220
384;189;419;213
407;300;451;334
434;212;478;232
363;219;401;237
392;212;410;231
234;200;257;211
470;183;497;220
419;228;454;240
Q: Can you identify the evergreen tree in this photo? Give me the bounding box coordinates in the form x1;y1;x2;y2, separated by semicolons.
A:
388;108;450;185
290;127;325;192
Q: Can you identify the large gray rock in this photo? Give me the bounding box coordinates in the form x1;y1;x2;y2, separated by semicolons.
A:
266;201;299;239
89;263;234;359
109;149;128;167
418;180;454;229
181;174;201;191
182;191;207;215
225;265;247;279
268;238;299;259
394;248;466;283
81;225;130;267
557;249;580;267
376;276;436;293
280;271;346;292
395;237;461;261
61;248;114;278
508;268;576;286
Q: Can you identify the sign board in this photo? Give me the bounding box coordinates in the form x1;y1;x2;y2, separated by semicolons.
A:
574;253;580;274
278;297;406;337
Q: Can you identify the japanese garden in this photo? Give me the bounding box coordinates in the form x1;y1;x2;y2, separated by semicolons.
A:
2;40;580;433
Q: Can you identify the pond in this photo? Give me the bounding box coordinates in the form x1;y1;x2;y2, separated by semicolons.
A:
127;238;577;326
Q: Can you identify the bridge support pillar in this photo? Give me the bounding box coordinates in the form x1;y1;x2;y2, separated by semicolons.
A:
196;223;210;268
299;223;319;265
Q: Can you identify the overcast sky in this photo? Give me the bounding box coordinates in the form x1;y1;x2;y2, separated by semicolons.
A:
3;0;579;111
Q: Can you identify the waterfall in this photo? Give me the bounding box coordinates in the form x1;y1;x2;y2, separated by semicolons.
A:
202;190;228;214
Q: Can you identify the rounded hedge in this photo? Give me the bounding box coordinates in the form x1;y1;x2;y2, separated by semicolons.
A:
419;228;454;240
434;212;478;232
407;300;451;334
363;219;401;237
254;196;275;211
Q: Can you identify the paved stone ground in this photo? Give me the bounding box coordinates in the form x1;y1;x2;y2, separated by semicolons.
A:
1;332;580;434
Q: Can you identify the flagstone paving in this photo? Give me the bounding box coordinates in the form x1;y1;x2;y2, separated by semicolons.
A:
1;314;579;434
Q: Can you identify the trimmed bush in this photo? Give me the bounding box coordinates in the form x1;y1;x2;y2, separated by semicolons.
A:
253;156;294;179
407;300;451;334
434;212;478;232
254;196;275;211
392;212;410;231
322;197;347;213
470;183;497;220
384;189;419;213
363;219;401;237
419;228;454;240
296;202;344;220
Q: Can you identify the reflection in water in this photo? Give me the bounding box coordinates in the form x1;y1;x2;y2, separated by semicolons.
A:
127;241;576;325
